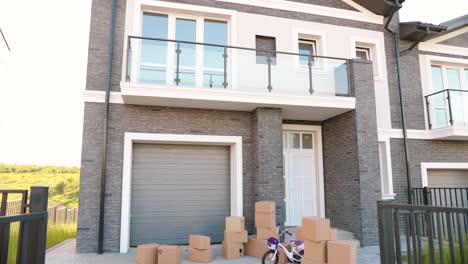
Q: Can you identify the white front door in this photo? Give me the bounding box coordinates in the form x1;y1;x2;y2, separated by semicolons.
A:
284;131;321;226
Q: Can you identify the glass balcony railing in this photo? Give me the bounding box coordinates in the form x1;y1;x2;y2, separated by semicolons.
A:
425;89;468;129
125;36;352;97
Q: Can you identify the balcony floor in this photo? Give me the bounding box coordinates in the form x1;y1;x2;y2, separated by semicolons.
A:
120;82;356;121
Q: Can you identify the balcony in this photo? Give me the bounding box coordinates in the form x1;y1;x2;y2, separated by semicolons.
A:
121;36;356;121
425;89;468;140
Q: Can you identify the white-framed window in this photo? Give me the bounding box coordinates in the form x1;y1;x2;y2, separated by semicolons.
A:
137;11;228;88
429;64;468;128
355;47;370;61
298;39;317;66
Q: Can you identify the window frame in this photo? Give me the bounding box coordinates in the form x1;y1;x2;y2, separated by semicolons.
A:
355;47;371;61
298;39;318;66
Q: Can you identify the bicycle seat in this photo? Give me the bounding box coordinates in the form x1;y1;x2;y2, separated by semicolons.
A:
290;240;303;246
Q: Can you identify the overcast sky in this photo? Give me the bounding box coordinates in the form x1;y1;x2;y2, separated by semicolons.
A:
0;0;466;167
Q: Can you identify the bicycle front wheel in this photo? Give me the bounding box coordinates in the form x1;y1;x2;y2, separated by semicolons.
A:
262;250;280;264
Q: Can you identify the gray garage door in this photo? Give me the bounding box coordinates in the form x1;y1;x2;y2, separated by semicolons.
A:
129;144;230;246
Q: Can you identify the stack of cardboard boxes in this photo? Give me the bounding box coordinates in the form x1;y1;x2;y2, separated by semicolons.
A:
245;201;277;258
222;216;247;259
301;217;356;264
187;235;214;263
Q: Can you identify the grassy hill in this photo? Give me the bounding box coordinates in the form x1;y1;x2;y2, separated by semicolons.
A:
0;164;80;208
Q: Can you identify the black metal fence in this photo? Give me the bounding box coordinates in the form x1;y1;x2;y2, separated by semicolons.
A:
0;186;49;264
413;187;468;208
378;201;468;264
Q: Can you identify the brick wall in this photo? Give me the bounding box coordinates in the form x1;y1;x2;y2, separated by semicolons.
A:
77;104;285;252
323;60;382;246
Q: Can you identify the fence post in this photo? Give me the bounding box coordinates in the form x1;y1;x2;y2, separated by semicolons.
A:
53;206;58;224
378;200;396;264
423;187;431;206
17;186;49;264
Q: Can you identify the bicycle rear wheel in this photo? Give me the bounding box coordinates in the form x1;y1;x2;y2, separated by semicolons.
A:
262;250;280;264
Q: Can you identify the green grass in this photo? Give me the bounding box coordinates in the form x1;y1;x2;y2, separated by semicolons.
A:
0;164;80;208
7;223;77;264
403;236;468;264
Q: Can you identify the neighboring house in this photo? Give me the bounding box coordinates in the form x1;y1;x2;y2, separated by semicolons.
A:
77;0;468;254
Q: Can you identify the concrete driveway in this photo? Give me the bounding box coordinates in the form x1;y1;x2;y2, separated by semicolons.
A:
46;239;381;264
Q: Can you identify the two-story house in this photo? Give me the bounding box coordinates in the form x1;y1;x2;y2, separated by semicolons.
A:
76;0;468;254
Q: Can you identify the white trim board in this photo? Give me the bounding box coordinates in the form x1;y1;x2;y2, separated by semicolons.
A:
378;128;468;141
212;0;383;24
421;162;468;187
424;26;468;45
82;90;124;104
418;43;468;57
282;124;325;220
120;133;243;253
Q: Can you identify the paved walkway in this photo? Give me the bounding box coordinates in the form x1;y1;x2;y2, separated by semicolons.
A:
46;239;381;264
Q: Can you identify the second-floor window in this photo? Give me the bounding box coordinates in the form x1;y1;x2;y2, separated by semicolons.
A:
355;47;370;61
255;35;277;65
298;39;317;66
430;65;468;128
139;12;227;87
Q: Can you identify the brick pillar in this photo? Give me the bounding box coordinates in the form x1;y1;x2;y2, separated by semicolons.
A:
323;59;382;246
251;108;285;226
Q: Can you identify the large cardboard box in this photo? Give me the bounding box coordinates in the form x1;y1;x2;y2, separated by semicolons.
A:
221;241;244;259
255;201;275;213
304;239;327;263
136;243;159;264
244;235;268;258
257;227;278;240
158;245;181;264
330;228;337;240
295;226;303;241
302;217;330;241
301;259;324;264
278;244;292;264
187;248;214;263
225;216;245;232
224;230;248;243
189;235;211;250
327;240;356;264
255;212;276;228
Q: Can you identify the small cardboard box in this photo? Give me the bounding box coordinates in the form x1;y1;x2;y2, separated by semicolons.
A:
224;230;248;243
304;239;327;263
327;240;356;264
158;245;181;264
189;235;211;250
221;241;244;259
136;243;159;264
187;248;214;263
295;226;303;241
278;244;292;264
301;259;325;264
244;235;268;258
255;212;276;228
255;201;276;213
302;217;330;241
330;228;337;240
257;227;278;240
225;216;245;232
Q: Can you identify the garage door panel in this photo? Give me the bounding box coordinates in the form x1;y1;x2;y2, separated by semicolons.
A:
130;144;230;246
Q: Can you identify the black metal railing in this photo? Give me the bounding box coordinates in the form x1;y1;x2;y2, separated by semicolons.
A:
425;89;468;129
378;201;468;264
125;36;352;96
0;186;49;264
413;187;468;208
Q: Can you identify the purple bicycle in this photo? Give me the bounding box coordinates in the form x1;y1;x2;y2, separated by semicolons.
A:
262;227;304;264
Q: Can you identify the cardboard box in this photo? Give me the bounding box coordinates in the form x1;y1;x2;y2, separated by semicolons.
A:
158;245;181;264
255;212;276;228
225;216;245;232
189;235;211;250
302;217;330;241
224;230;248;243
221;241;243;259
257;227;278;240
301;259;325;264
244;235;268;258
187;248;214;263
295;226;303;241
136;243;159;264
278;244;292;264
327;240;356;264
255;201;275;213
330;228;337;240
304;239;327;263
